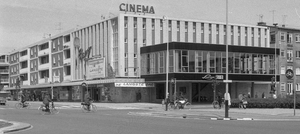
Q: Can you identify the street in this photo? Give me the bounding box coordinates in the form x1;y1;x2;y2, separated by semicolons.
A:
0;102;299;134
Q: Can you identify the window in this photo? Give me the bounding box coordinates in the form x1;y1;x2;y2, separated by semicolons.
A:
124;38;128;43
20;51;27;56
296;83;300;92
280;50;285;57
287;33;292;43
287;50;293;62
40;56;49;64
296;51;300;58
40;70;49;79
40;43;49;50
280;32;285;41
143;39;146;45
66;66;71;75
280;83;285;91
53;57;56;64
64;35;70;43
21;61;27;69
296;68;300;75
287;82;293;95
296;34;300;42
270;34;275;43
280;66;285;74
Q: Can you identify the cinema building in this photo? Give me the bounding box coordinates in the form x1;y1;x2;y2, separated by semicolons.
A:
4;11;282;103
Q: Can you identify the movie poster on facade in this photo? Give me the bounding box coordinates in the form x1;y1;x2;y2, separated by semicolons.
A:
87;58;105;79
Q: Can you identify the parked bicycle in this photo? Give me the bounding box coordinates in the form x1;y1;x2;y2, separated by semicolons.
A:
15;102;30;109
81;101;97;112
38;101;59;115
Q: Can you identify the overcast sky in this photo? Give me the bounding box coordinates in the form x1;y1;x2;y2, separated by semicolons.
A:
1;0;300;54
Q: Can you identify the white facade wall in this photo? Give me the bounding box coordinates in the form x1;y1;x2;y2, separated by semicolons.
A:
69;14;270;80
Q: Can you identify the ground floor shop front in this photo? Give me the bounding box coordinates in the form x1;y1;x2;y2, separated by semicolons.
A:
6;79;156;103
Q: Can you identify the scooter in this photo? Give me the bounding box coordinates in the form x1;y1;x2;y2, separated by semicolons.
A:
175;98;190;109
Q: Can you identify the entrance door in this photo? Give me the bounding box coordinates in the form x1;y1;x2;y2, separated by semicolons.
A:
192;83;199;103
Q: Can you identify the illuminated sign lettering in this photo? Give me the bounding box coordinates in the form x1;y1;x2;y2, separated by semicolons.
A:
119;3;155;14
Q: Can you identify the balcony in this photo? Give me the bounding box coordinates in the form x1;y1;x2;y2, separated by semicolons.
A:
63;75;71;81
38;78;49;84
22;80;29;86
20;68;28;74
39;63;50;70
0;69;9;74
0;78;9;83
63;42;70;49
19;55;29;61
38;48;50;56
63;58;71;66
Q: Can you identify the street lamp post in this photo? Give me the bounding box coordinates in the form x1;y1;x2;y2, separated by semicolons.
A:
225;0;229;118
163;16;169;111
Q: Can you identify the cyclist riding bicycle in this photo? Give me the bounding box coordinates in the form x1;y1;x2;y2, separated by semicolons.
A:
43;93;52;113
84;92;92;111
18;90;26;108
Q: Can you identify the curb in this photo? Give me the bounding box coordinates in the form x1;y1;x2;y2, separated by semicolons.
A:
211;117;253;120
0;121;32;134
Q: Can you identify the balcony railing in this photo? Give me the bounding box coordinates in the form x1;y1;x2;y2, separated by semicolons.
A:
20;68;28;74
39;63;50;70
38;78;48;84
0;79;9;82
63;42;70;49
19;55;29;61
0;69;9;73
63;58;71;65
0;59;6;63
38;48;50;56
22;80;29;86
63;75;71;81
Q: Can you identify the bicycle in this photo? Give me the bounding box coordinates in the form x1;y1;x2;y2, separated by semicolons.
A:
38;101;59;115
15;102;30;109
81;101;97;112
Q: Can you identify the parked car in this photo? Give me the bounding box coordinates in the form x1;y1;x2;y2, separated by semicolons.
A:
0;92;9;105
0;97;6;105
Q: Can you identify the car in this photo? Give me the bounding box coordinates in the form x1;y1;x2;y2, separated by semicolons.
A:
0;97;7;105
6;96;11;101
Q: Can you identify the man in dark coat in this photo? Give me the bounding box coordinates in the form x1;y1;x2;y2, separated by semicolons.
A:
84;92;92;111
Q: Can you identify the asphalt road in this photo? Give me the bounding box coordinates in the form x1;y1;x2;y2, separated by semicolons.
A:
0;102;299;134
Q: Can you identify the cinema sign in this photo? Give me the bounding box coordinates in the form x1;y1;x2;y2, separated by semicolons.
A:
119;3;155;14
